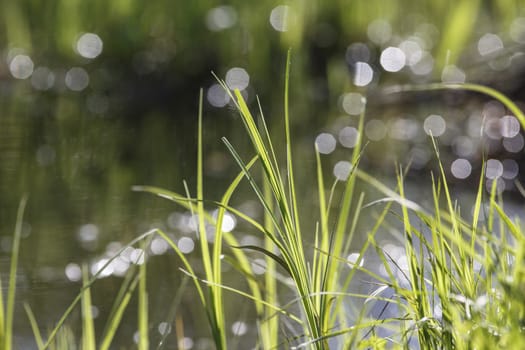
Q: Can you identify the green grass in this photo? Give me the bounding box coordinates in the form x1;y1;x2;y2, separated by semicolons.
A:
3;56;525;349
133;53;525;348
1;195;27;350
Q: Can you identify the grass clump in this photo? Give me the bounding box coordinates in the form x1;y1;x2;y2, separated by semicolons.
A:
3;53;525;349
135;51;525;348
0;208;157;350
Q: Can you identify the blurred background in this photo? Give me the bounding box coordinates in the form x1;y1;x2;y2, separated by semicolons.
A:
1;0;525;348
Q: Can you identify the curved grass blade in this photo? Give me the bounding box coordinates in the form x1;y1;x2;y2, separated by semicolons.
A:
230;245;291;276
283;48;303;250
291;318;405;350
385;83;525;129
99;274;140;350
178;268;303;325
24;303;44;350
211;156;259;347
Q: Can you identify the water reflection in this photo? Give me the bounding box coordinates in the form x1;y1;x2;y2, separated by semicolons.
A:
451;158;472;179
177;237;195;254
64;263;82;282
389;118;420;141
486;159;504;179
333;160;352;181
503;134;524;152
410;51;434;75
207;83;230;107
441;64;466;83
423;114;446;137
315;132;336;154
225;67;250;90
206;6;238;32
364;119;387;141
31;67;55;90
76;33;104;59
65;67;89;91
150;236;169;255
9;54;34;79
353;62;374;87
178;337;194;349
211;209;236;232
157;321;172;336
400;39;424;67
502;159;519;179
77;223;99;251
478;33;504;57
269;5;290;32
500;115;521;138
380;47;406;72
338;126;359;148
341;92;366;115
346;252;364;268
346;43;371;65
231;320;248;336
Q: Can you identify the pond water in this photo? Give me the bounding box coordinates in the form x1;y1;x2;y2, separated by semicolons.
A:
2;2;525;349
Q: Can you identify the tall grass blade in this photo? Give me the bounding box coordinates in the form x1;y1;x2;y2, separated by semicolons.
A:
138;244;149;350
283;49;302;247
99;274;140;350
81;265;96;350
211;143;260;350
4;195;28;350
231;245;291;275
261;168;279;349
24;303;44;350
194;88;228;349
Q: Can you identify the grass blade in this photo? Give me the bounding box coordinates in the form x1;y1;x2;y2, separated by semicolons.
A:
138;244;149;350
230;245;291;275
283;49;302;250
23;303;44;350
99;274;140;350
4;195;28;350
385;82;525;129
81;265;96;350
42;229;156;349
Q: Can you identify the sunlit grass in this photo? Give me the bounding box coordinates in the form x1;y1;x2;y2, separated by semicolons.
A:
3;57;525;349
7;229;157;350
1;196;27;350
134;54;525;348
